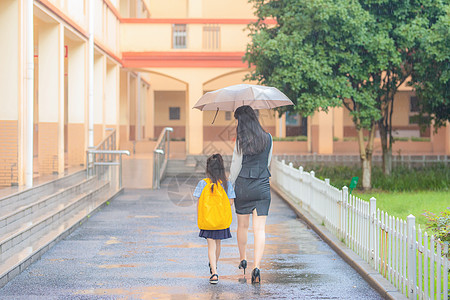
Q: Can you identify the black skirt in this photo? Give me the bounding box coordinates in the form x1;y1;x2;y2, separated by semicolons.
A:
199;228;232;240
234;177;271;216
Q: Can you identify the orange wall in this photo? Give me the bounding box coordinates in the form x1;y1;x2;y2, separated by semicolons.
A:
68;124;86;167
38;122;59;175
154;91;186;126
0;120;18;186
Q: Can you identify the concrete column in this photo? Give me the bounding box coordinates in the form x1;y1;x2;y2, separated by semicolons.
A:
105;62;118;131
317;109;333;154
57;24;64;174
431;121;449;154
333;106;344;141
129;73;137;141
446;121;450;155
276;113;286;138
119;70;129;145
307;116;312;153
0;0;20;186
146;85;155;139
136;73;142;140
187;80;204;154
38;21;64;175
93;54;105;145
67;40;86;166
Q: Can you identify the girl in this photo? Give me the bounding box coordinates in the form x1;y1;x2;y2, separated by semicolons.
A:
193;154;235;284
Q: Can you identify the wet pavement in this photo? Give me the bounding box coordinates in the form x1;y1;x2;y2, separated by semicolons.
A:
0;175;382;299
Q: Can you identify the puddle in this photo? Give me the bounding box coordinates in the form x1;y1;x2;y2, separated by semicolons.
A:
106;237;121;245
132;215;160;219
98;264;141;269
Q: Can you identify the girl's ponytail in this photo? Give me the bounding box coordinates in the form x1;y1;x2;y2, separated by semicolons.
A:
206;154;228;193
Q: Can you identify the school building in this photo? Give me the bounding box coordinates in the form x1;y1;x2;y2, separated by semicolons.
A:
1;0;449;187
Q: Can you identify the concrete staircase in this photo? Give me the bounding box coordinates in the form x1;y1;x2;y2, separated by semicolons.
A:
0;170;115;288
165;159;197;176
165;155;233;176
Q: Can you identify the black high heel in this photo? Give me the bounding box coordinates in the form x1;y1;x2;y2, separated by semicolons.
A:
251;268;260;284
238;259;247;274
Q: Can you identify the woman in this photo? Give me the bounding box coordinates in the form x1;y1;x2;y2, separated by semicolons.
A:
229;105;273;284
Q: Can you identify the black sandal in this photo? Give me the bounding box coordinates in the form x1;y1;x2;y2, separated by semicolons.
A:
209;274;219;284
209;263;217;275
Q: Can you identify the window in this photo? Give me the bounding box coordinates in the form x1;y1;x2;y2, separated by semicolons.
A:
169;107;180;120
172;24;187;49
225;111;231;120
203;25;220;50
410;96;419;112
409;96;420;124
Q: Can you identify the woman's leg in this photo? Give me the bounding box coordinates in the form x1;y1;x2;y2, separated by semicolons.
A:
252;209;267;269
215;240;221;264
207;238;217;274
237;214;250;261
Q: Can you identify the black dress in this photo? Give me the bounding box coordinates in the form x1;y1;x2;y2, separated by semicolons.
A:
234;133;272;216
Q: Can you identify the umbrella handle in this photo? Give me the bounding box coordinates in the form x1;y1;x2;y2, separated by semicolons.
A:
211;107;219;124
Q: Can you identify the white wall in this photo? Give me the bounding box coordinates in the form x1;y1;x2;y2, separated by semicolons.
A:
0;0;19;120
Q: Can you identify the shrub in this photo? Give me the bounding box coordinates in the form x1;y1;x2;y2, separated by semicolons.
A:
423;208;450;245
273;135;307;141
411;137;430;142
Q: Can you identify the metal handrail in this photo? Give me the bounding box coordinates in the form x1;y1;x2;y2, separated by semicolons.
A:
86;129;130;189
86;149;130;188
153;127;173;189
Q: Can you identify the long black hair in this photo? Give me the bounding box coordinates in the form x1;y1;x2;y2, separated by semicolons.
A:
234;105;268;155
206;153;228;193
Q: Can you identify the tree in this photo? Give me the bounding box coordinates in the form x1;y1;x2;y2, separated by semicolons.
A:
244;0;397;189
407;2;450;129
359;0;449;176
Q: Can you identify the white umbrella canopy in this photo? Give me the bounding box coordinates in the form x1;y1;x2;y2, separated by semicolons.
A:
193;84;294;111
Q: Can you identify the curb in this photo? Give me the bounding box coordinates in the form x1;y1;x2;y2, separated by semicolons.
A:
271;184;407;300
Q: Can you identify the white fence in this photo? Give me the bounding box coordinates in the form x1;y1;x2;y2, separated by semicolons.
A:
272;158;449;300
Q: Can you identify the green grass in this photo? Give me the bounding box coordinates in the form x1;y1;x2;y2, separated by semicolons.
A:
298;164;449;192
353;190;450;230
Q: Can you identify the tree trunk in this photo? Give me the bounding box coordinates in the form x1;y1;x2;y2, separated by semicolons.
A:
378;120;392;176
362;157;372;191
356;121;375;190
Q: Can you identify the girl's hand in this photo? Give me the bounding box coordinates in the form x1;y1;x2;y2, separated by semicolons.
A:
229;198;234;206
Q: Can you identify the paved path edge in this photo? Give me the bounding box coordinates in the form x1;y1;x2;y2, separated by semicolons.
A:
0;188;125;289
271;184;407;300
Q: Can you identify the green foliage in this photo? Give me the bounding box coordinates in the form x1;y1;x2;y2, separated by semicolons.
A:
407;3;450;129
245;0;386;128
423;208;450;244
298;164;450;192
272;135;307;141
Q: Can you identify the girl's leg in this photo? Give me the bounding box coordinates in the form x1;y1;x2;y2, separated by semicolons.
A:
215;240;221;264
207;238;217;274
252;209;267;269
237;214;250;261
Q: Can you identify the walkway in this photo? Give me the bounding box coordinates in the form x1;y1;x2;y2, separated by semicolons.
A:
0;174;382;299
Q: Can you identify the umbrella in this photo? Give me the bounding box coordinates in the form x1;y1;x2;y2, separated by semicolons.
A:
193;84;294;123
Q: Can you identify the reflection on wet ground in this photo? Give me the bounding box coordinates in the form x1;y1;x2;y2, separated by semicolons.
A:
0;178;382;299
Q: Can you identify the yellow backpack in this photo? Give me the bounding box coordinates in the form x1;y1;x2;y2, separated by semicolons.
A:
197;178;232;230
